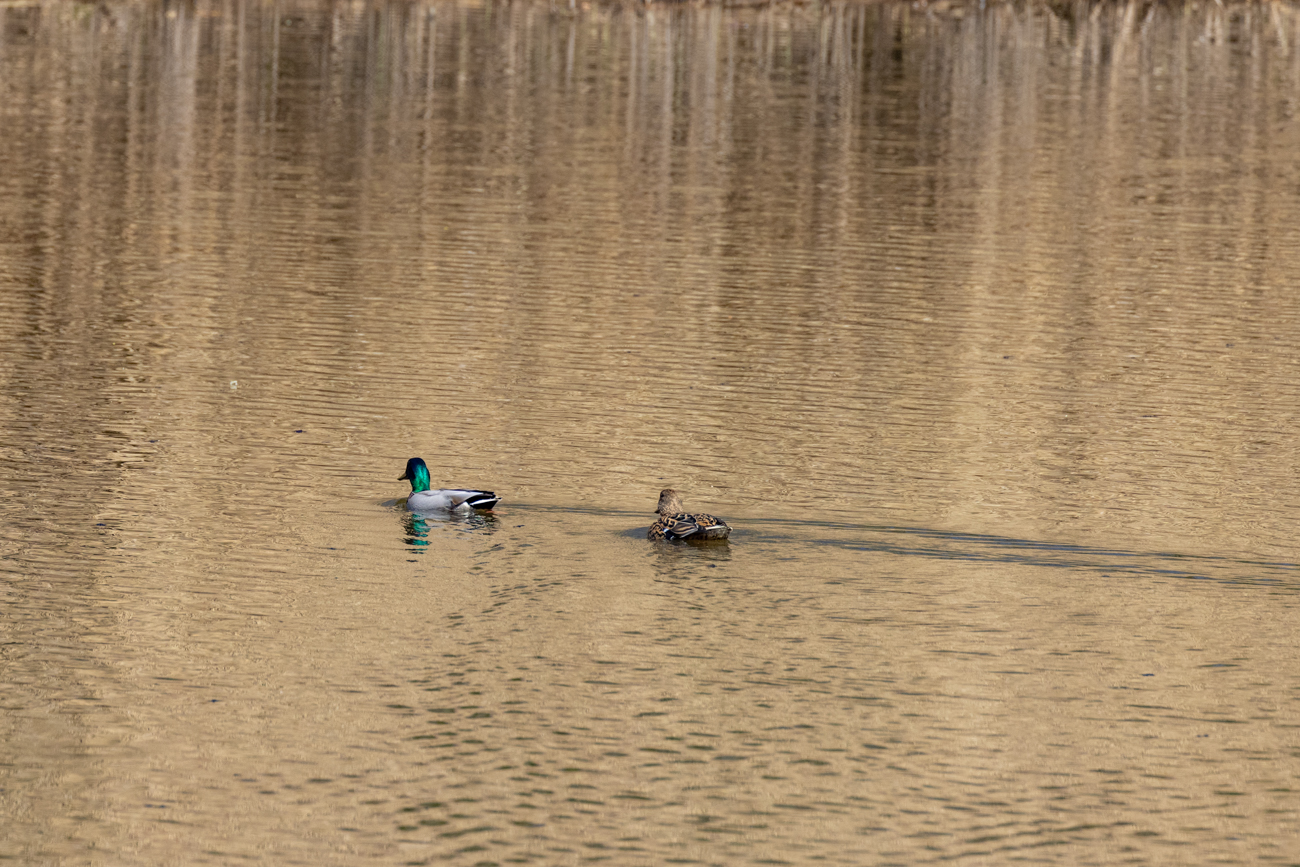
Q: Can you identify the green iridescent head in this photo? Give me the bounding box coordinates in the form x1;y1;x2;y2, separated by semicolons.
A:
398;457;432;493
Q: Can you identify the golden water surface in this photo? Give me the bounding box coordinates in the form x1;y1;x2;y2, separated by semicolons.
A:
3;0;1300;863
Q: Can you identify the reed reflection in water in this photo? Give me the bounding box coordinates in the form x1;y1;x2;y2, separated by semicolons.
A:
2;0;1300;864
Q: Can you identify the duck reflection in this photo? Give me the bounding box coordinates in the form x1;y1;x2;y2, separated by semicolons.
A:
401;509;499;548
644;531;733;579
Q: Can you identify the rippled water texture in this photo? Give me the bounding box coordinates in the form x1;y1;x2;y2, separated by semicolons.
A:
4;0;1300;863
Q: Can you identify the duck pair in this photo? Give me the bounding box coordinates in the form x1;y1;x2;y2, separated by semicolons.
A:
397;457;731;542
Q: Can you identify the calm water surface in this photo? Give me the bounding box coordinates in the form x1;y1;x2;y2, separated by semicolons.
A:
4;0;1300;863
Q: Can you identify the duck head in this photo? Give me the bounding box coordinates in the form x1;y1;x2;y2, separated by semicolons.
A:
656;489;686;515
399;457;432;493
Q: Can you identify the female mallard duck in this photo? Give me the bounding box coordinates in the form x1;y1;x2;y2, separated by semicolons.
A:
648;489;731;541
398;457;500;512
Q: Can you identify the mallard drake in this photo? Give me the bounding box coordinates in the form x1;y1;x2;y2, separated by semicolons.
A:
648;489;731;541
398;457;500;512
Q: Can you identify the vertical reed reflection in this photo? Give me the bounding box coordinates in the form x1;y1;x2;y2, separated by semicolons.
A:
7;0;1297;274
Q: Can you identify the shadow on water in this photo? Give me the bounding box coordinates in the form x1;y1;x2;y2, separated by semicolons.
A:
748;519;1300;589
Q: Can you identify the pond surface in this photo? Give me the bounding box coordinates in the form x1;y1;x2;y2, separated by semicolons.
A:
3;0;1300;863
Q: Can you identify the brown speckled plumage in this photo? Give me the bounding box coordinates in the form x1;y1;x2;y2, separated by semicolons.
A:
648;489;731;542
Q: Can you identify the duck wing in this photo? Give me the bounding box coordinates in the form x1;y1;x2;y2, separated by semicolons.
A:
688;514;731;540
447;489;500;511
649;513;730;541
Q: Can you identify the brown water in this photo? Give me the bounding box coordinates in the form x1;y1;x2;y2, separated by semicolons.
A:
4;0;1300;863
